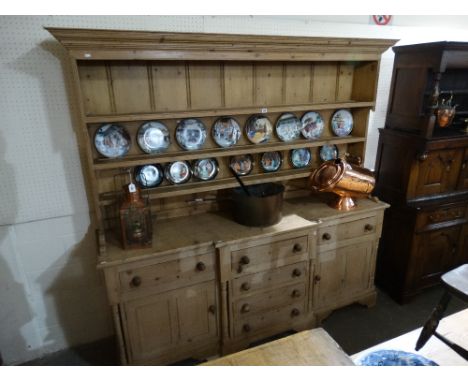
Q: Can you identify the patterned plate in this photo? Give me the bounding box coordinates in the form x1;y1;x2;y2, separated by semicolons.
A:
245;115;273;144
94;124;131;158
165;161;192;184
290;148;312;168
212;117;241;148
137;121;170;154
260;151;282;172
301;111;324;140
356;350;438;366
275;113;301;142
175;119;207;150
134;164;164;188
230;154;254;176
319;144;339;161
331;109;353;137
193;158;219;181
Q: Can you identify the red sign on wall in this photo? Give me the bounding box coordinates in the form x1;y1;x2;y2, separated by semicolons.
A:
372;15;392;26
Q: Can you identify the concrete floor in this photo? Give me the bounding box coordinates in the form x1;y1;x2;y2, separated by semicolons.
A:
22;285;468;366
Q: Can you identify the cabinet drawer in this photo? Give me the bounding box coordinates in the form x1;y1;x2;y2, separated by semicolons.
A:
318;215;377;247
119;252;215;294
231;235;308;277
233;300;306;338
233;282;306;318
416;204;467;231
232;262;307;298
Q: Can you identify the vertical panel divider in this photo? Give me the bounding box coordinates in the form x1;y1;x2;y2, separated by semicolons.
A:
281;63;287;105
334;64;340;102
147;63;156;111
185;62;192;110
309;64;315;103
220;62;226;108
106;63;117;114
252;63;257;106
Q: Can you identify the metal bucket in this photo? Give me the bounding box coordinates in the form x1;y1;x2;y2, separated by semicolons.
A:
232;183;284;227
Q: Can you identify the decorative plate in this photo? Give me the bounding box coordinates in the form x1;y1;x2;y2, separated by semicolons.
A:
356;350;438;366
331;109;353;137
260;151;282;172
212;117;241;148
319;144;339;161
230;154;254;176
245;115;273;144
301;111;324;140
94;124;131;158
165;161;192;184
275;113;302;142
290;148;312;168
137;121;170;154
193;158;219;181
175;119;207;150
134;164;164;188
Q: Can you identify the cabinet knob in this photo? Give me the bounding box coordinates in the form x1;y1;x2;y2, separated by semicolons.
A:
241;304;251;313
208;305;216;314
131;276;142;287
240;256;250;265
291;289;301;298
314;275;321;283
322;233;331;241
291;308;300;317
241;282;251;291
243;324;251;333
364;224;374;232
196;262;206;271
292;268;302;277
293;243;302;253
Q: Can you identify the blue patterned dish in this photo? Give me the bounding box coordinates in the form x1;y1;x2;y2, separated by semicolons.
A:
356;350;438;366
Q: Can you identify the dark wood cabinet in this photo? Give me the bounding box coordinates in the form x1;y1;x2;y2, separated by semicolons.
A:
375;42;468;303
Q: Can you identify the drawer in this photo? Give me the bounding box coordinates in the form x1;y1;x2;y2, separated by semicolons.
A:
233;300;306;338
318;215;378;247
231;235;308;277
119;252;215;294
416;204;467;231
233;282;306;318
232;262;307;298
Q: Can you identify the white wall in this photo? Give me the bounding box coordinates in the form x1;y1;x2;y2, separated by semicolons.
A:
2;15;468;365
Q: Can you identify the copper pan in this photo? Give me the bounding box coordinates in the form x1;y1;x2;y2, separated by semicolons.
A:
309;158;375;210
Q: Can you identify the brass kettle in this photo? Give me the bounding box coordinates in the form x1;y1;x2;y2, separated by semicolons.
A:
309;158;375;211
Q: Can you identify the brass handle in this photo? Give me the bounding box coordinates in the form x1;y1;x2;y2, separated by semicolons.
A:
131;276;142;287
291;308;300;317
314;275;321;283
291;289;301;298
243;324;251;333
293;243;302;252
208;305;216;314
241;282;251;291
241;304;250;313
364;224;374;232
196;262;206;271
322;233;331;241
240;256;250;265
292;268;302;277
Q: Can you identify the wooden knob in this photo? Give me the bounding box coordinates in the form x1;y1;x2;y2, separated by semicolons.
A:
314;275;321;283
241;282;251;291
243;324;251;333
364;224;374;232
293;243;302;252
240;256;250;265
241;304;250;313
131;276;142;287
292;268;302;277
322;233;331;241
291;308;300;317
208;305;216;314
196;262;206;271
291;289;301;298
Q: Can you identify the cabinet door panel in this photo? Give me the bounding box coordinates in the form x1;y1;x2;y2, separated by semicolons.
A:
314;248;346;309
457;148;468;190
343;241;373;295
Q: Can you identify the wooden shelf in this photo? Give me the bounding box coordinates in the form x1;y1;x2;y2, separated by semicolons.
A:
85;101;375;124
93;136;366;170
99;168;313;202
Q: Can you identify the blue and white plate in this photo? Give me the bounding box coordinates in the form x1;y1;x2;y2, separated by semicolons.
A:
301;111;324;140
331;109;353;137
94;124;131;158
290;148;312;168
212;117;241;148
193;158;219;181
176;119;207;150
165;161;192;184
275;113;301;142
137;121;170;154
134;164;164;188
356;350;438;366
319;144;339;161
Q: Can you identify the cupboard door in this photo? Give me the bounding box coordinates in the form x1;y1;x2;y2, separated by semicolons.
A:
314;241;374;310
456;224;468;266
457;148;468;190
414;149;463;196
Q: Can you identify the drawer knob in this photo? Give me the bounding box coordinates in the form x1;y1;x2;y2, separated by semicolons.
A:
241;304;251;313
196;262;206;271
243;324;251;333
322;233;331;241
208;305;216;315
241;282;251;291
364;224;374;232
291;308;300;317
131;276;142;287
240;256;250;265
314;275;321;283
292;268;302;277
291;289;301;298
293;243;302;253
